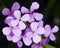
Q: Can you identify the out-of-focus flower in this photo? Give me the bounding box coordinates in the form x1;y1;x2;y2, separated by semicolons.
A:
21;2;43;22
44;25;59;41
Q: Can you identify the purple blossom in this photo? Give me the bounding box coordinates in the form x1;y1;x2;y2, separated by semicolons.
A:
2;26;22;43
44;25;59;41
21;2;43;22
2;2;20;16
30;21;45;43
10;10;30;30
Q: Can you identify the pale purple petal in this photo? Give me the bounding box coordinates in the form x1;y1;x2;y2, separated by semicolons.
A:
17;41;23;48
6;35;12;41
12;28;22;37
33;13;43;21
10;20;19;27
21;14;30;21
21;6;29;14
12;36;21;43
30;22;38;31
29;15;35;22
14;10;21;19
38;45;42;48
52;26;59;33
49;33;56;41
30;2;39;12
44;25;51;37
37;27;45;34
33;34;41;43
2;27;11;35
38;21;43;27
4;16;14;26
11;2;20;12
23;37;32;46
18;21;26;30
2;8;11;15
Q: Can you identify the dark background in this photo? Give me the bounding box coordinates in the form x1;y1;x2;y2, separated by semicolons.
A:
0;0;60;48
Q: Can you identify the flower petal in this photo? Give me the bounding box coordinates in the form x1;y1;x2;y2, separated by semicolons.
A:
2;27;11;35
10;20;19;27
31;44;36;48
4;16;14;26
33;13;43;21
37;27;45;34
21;6;29;14
17;41;23;48
14;10;21;19
30;2;39;12
2;8;11;15
6;35;12;41
52;26;59;33
21;14;30;21
11;2;20;12
44;25;51;37
30;22;38;31
33;34;41;43
12;36;21;43
12;28;22;37
18;21;26;30
38;21;43;27
23;37;32;46
29;15;35;22
49;33;56;41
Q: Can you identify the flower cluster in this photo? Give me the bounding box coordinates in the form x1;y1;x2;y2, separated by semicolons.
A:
2;2;59;48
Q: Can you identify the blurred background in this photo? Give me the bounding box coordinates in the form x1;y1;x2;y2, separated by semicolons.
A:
0;0;60;48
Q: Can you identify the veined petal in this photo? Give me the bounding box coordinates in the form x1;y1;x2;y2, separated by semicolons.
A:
23;37;32;46
30;22;38;31
33;13;43;21
12;28;22;37
52;26;59;33
2;27;11;35
14;10;21;19
37;27;45;34
21;6;29;14
49;33;56;41
18;21;26;30
44;25;51;37
10;20;19;27
21;14;30;21
17;41;23;48
2;8;11;15
33;34;41;43
11;2;20;12
30;2;39;12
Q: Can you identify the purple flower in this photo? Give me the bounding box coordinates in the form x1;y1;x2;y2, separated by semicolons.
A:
30;21;45;43
44;25;59;41
21;2;43;22
2;27;22;43
22;28;33;46
2;2;20;16
31;38;49;48
10;10;30;30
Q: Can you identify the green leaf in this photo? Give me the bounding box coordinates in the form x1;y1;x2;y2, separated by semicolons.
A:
43;44;56;48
